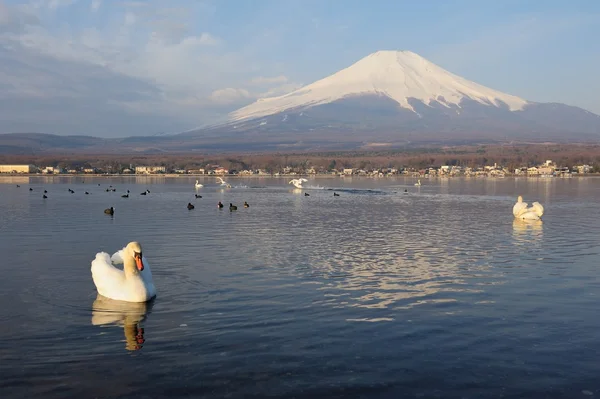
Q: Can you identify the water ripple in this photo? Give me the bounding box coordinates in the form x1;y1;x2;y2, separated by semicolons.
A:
2;177;600;398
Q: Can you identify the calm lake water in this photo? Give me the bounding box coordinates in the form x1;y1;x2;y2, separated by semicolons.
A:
1;176;600;398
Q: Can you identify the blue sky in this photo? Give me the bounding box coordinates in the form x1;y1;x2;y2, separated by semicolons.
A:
0;0;598;137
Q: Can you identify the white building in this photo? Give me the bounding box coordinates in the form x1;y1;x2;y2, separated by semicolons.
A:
0;164;36;173
135;166;166;174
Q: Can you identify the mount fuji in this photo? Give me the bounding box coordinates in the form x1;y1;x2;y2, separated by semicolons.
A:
2;50;600;154
183;50;600;150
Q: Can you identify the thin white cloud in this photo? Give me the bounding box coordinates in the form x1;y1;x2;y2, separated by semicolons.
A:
90;0;101;12
0;0;306;136
209;88;251;105
47;0;78;10
250;75;288;85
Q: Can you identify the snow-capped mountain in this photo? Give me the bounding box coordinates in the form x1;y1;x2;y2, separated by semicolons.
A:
3;50;599;153
181;50;599;148
230;50;528;122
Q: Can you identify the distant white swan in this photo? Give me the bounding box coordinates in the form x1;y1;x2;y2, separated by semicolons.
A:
415;179;421;186
91;241;156;303
216;176;232;188
513;195;544;220
289;178;308;189
195;180;203;189
91;294;151;351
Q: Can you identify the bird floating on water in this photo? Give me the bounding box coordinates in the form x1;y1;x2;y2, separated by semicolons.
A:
104;207;114;215
217;201;224;209
289;178;308;189
229;203;237;211
244;201;249;208
91;241;156;303
513;195;544;220
187;203;195;210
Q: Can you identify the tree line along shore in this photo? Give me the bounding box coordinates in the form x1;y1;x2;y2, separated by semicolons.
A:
1;143;600;177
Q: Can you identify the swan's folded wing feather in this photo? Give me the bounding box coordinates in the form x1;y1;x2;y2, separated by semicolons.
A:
91;252;125;294
531;202;544;217
513;201;528;217
111;248;126;264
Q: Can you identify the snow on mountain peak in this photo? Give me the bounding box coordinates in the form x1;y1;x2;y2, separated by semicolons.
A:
229;50;529;122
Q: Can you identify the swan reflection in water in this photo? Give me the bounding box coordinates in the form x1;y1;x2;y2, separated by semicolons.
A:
512;218;543;244
91;294;155;351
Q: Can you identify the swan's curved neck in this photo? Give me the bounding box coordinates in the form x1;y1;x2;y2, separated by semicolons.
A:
123;253;139;277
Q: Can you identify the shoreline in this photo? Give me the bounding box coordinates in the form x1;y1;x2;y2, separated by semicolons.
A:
1;173;599;179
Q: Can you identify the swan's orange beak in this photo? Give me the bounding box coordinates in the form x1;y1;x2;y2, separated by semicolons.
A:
134;253;144;271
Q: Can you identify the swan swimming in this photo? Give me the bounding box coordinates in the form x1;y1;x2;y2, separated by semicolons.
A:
289;178;308;189
513;195;544;220
217;177;232;188
91;241;156;303
415;179;421;186
195;180;203;189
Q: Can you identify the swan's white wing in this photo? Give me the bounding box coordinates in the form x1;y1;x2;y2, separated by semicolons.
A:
140;256;156;298
531;202;544;217
300;178;308;183
513;201;528;218
111;247;126;264
91;252;126;296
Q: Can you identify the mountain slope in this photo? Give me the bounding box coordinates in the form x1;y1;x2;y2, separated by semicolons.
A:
1;50;599;154
196;50;600;146
230;50;529;122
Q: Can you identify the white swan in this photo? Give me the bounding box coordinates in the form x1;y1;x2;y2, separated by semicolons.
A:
91;294;151;351
216;176;232;188
195;180;203;189
289;178;308;189
91;241;156;303
513;195;544;220
414;179;421;186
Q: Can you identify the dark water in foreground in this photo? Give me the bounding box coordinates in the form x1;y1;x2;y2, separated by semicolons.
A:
1;176;600;398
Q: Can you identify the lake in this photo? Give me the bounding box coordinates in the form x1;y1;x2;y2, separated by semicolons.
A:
1;175;599;398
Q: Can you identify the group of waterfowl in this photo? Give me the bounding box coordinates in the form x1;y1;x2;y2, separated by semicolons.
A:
187;201;249;211
25;184;145;200
84;180;546;305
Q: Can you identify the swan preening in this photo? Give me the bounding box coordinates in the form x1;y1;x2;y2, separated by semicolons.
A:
91;241;156;303
289;178;308;189
513;195;544;220
195;180;203;189
217;177;232;188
